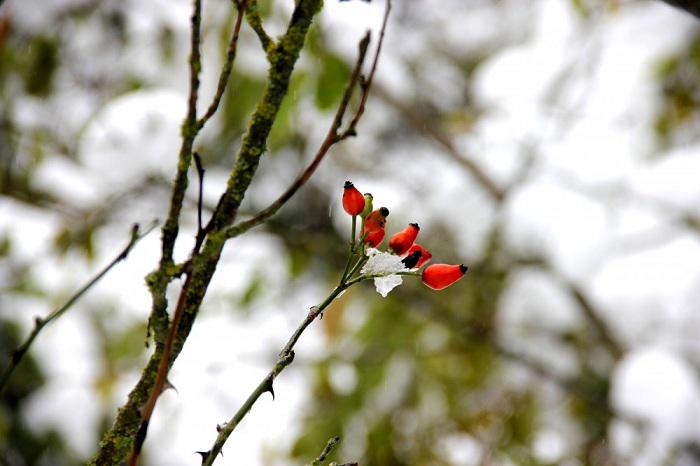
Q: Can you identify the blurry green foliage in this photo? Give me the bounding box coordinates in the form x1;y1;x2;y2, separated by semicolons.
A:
654;35;700;147
24;36;60;97
0;320;79;465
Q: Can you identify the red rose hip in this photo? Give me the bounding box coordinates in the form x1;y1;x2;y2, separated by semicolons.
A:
342;181;365;216
402;244;432;268
421;264;468;290
389;223;420;255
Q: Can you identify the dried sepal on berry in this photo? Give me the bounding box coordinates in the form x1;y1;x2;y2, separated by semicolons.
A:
402;244;431;269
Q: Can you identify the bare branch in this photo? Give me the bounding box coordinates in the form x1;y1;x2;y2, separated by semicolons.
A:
311;436;341;466
375;84;506;201
245;0;273;55
341;0;392;139
196;0;247;130
115;2;325;465
160;0;203;266
567;282;624;359
224;32;373;240
0;222;157;395
193;152;207;252
201;285;347;465
126;1;204;463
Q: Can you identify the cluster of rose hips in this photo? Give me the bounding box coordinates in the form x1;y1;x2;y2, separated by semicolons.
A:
342;181;467;290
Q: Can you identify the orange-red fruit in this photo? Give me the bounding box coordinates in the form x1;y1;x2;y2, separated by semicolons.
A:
389;223;420;255
363;207;389;233
403;244;432;268
421;264;468;290
342;181;365;216
364;227;385;247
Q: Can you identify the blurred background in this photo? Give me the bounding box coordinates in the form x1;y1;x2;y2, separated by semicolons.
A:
2;0;700;465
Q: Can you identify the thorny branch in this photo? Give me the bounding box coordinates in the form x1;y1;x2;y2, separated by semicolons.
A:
200;285;343;465
201;8;392;459
93;0;327;464
0;223;156;395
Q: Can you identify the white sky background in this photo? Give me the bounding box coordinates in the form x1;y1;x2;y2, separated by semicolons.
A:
2;0;700;465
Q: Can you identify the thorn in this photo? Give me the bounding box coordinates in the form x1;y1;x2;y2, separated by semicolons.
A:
195;451;210;464
34;316;43;326
162;378;178;395
263;377;275;400
216;422;226;432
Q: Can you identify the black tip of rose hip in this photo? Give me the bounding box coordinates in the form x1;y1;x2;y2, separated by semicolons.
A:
459;264;468;273
364;192;372;197
344;181;353;189
410;222;420;230
379;207;389;217
401;250;422;268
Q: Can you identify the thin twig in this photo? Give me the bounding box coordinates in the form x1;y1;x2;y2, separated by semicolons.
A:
127;2;203;464
223;32;371;239
245;0;273;55
341;0;392;139
196;0;247;130
568;283;624;359
160;0;203;265
0;222;156;395
201;285;349;465
193;152;207;251
311;436;341;466
223;1;393;240
374;84;505;201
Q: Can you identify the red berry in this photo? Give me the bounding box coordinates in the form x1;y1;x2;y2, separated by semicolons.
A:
421;264;468;290
363;207;389;234
364;227;385;247
403;244;432;268
389;223;420;255
342;181;365;216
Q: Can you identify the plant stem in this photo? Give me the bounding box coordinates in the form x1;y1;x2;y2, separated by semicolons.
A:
311;436;341;466
202;283;350;465
344;270;421;288
340;216;358;283
0;223;155;395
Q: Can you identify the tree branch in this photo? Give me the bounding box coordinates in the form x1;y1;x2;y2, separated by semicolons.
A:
0;223;156;395
340;0;391;139
196;0;247;131
223;0;392;240
160;0;203;266
201;284;349;465
92;1;324;464
245;0;274;56
311;436;341;466
224;31;372;239
374;84;506;201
